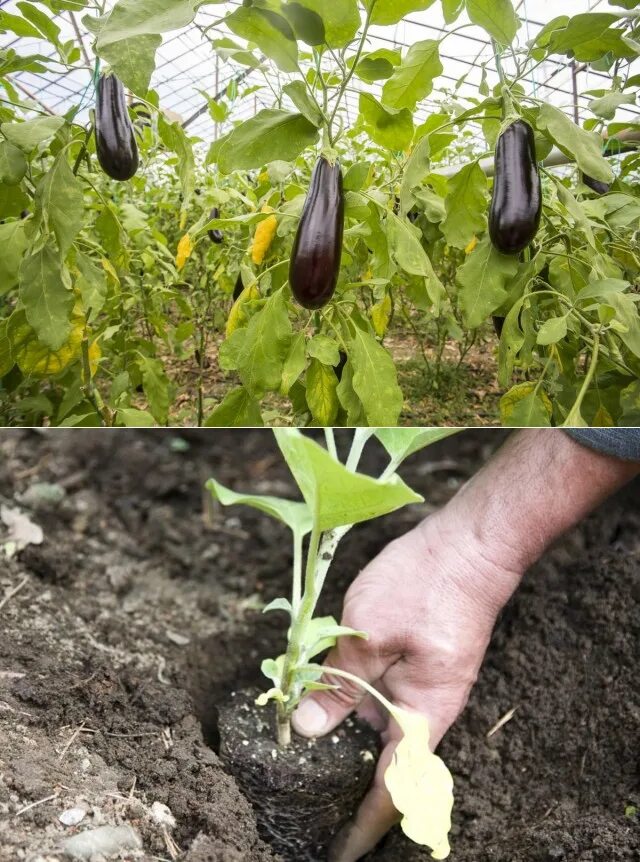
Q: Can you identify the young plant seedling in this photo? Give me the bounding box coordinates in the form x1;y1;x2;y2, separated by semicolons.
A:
207;428;459;859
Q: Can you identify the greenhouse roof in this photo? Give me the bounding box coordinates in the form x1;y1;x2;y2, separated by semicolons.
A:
2;0;639;155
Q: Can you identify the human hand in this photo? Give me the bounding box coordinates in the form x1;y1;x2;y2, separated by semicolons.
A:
292;507;523;861
292;429;640;861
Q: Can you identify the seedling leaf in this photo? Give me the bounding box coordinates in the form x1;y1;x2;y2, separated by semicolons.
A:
206;478;313;539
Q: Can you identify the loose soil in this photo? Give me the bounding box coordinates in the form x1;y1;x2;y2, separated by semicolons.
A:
0;429;638;862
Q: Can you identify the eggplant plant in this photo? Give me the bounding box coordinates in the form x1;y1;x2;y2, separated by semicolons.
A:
207;427;460;859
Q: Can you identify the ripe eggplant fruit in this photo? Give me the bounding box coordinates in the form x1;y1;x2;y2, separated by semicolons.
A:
95;74;139;181
583;174;611;195
489;119;542;255
290;157;344;310
233;273;244;301
208;207;224;244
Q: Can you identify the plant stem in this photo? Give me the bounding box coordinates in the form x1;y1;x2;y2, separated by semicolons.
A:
292;530;303;615
324;427;338;459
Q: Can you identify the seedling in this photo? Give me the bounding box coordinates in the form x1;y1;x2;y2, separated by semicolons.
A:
208;428;460;859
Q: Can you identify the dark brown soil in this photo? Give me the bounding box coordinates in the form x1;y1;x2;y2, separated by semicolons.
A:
0;429;638;862
219;690;378;861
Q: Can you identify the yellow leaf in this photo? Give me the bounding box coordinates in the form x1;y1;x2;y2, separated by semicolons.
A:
465;236;478;255
371;292;393;338
251;206;278;266
101;257;119;284
593;405;614;427
12;314;87;378
225;283;260;339
88;340;101;376
361;267;373;283
176;234;194;271
385;706;454;860
258;170;269;182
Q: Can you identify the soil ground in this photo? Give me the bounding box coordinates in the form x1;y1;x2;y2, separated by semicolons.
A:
0;429;638;862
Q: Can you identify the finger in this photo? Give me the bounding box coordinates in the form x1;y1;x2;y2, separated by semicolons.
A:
328;746;399;862
292;632;396;739
292;651;386;738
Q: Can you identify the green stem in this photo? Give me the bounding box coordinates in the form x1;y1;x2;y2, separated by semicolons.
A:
324;428;338;459
563;333;601;427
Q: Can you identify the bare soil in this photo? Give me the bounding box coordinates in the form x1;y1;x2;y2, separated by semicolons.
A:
0;429;638;862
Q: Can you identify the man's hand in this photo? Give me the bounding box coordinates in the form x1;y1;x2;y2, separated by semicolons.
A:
291;430;640;862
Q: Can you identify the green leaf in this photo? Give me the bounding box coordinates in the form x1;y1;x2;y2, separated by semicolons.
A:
302;616;368;660
607;293;640;359
116;407;156;427
16;2;60;43
306;359;339;426
281;332;307;395
206;477;313;538
236;288;293;396
589;90;636;120
283;81;323;127
441;162;487;249
158;115;195;209
139;356;170;424
466;0;520;45
382;40;442;111
375;429;461;464
226;7;298;73
537;316;568;346
549;13;618;56
273;430;423;532
364;0;437;27
0;116;64;151
350;328;404;426
358;93;414;151
307;335;340;366
282;2;325;46
500;382;552;427
204;387;264;427
99;34;160;95
91;0;200;47
217;109;319;174
387;213;445;309
34;153;84;257
457;237;520;329
355;49;400;83
399;134;430;214
19;245;74;350
76;252;108;321
262;598;293;615
290;0;360;48
537;103;614;184
0;221;28;294
0;141;27;185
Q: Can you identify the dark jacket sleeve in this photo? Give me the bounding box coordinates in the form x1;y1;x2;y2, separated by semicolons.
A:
565;430;640;462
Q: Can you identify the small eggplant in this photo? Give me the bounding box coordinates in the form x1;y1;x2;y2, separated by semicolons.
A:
290;157;344;310
233;273;244;301
583;174;611;195
489;119;542;255
208;207;224;244
95;73;139;181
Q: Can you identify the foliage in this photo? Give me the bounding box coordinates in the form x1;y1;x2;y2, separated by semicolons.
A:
0;1;639;426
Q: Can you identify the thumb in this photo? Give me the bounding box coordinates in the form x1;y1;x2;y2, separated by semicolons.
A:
291;636;392;739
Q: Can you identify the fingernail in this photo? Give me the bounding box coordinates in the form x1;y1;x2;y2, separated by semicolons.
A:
292;698;328;736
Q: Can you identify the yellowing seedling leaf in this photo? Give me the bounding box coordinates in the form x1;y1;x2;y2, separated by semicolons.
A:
176;233;194;271
385;706;454;860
